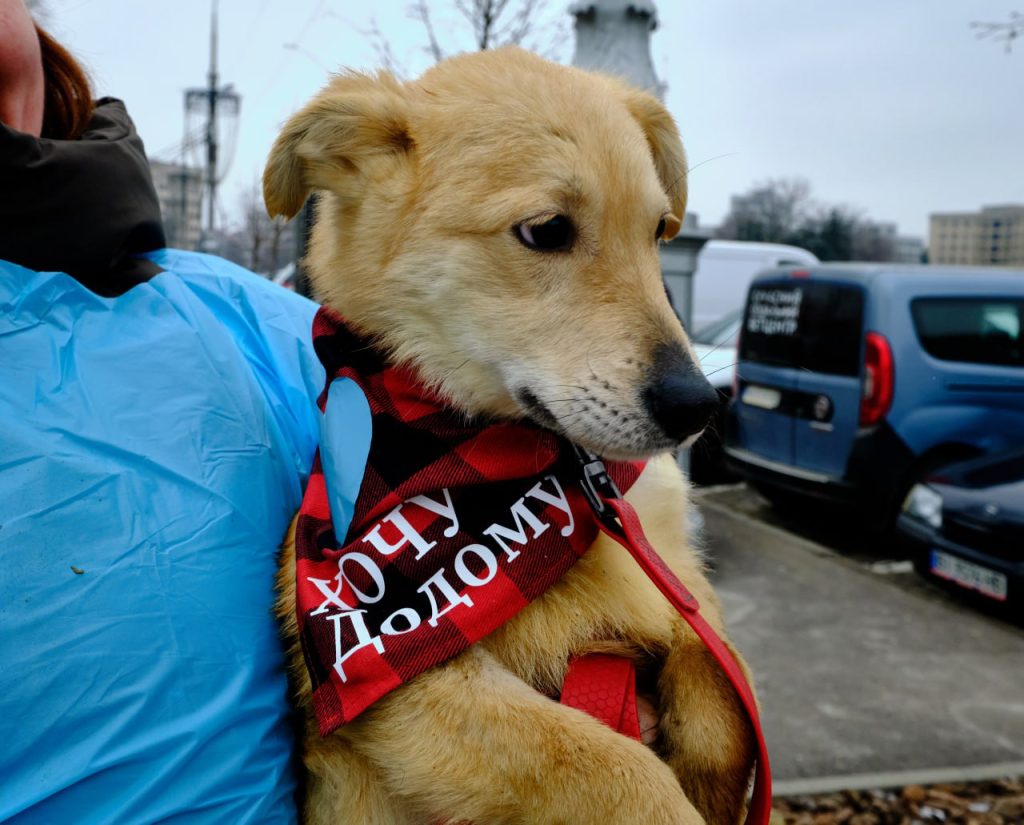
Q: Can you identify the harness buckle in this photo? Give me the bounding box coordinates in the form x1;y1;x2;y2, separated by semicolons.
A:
572;443;622;524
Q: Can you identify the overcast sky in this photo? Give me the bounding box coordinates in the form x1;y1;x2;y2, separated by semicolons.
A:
43;0;1024;241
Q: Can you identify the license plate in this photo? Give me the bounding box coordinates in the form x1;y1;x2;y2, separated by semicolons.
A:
930;550;1008;602
742;385;781;410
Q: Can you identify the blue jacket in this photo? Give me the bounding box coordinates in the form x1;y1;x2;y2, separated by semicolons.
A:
0;249;324;823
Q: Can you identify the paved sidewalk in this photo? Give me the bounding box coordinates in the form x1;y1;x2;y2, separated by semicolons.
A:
696;495;1024;789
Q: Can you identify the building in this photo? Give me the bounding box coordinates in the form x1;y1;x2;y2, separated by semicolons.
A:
857;220;923;263
893;235;925;264
149;161;203;251
854;220;923;263
929;204;1024;267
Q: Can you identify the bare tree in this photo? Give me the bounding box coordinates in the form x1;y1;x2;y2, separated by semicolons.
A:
715;178;814;244
366;0;567;76
784;206;856;262
971;11;1023;53
440;0;541;52
362;18;408;75
220;182;295;276
408;0;447;64
717;179;899;262
242;183;266;273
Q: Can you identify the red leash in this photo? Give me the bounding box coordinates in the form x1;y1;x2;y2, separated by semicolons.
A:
573;448;773;825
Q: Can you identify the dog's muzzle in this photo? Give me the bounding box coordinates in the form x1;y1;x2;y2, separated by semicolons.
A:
642;344;720;442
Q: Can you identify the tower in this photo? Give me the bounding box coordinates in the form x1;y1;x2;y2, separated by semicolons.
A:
570;0;665;99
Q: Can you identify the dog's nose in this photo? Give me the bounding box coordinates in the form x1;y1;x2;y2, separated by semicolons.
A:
643;345;721;442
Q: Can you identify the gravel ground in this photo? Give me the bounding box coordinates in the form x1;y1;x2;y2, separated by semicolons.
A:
772;777;1024;824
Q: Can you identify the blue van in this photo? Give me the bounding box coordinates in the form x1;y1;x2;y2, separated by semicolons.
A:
724;264;1024;527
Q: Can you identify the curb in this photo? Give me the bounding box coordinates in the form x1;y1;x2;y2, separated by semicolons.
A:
774;761;1024;798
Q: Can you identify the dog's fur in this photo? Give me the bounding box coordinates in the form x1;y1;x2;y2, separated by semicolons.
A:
266;47;756;825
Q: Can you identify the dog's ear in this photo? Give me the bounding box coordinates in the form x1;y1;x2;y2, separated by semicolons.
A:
263;71;413;220
619;88;687;239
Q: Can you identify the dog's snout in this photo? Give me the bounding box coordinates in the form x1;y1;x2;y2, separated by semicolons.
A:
643;346;720;442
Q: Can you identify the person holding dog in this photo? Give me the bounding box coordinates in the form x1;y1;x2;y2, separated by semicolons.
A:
0;2;321;820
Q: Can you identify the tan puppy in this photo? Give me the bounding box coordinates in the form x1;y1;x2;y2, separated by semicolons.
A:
266;47;756;825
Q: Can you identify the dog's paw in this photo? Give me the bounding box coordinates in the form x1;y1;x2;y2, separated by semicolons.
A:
501;722;705;825
592;754;708;825
658;638;756;825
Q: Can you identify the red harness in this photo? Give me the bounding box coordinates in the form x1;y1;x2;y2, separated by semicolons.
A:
296;308;771;824
560;654;644;740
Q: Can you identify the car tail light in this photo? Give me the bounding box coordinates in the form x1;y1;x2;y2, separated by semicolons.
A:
860;332;893;426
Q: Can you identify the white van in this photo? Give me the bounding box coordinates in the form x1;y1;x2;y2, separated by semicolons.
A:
682;240;817;484
691;240;819;331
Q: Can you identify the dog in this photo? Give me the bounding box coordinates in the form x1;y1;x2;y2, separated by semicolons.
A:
265;47;757;825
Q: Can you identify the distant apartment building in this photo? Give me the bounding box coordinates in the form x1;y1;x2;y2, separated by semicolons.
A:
849;220;923;263
893;235;925;264
929;204;1024;267
149;161;203;251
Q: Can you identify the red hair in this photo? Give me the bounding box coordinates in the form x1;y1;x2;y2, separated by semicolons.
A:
36;24;94;140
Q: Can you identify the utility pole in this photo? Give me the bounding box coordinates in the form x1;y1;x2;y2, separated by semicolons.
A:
185;0;240;251
205;0;219;238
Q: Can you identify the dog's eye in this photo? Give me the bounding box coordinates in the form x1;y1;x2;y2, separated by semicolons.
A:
515;216;574;252
656;218;667;241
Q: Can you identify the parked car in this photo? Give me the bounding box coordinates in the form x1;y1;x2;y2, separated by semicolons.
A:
692;309;743;390
674;241;816;484
724;264;1024;527
899;448;1024;617
690;309;742;484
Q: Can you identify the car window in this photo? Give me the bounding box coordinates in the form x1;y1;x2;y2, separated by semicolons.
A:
911;298;1024;367
740;281;865;376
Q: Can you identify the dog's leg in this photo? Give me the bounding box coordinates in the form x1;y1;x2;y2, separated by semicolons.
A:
351;645;705;825
303;725;417;825
657;623;756;825
616;456;757;824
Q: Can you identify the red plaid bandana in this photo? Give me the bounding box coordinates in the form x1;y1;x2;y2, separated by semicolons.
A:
295;307;642;735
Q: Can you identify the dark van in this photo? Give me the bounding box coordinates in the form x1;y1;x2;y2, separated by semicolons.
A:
724;264;1024;526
